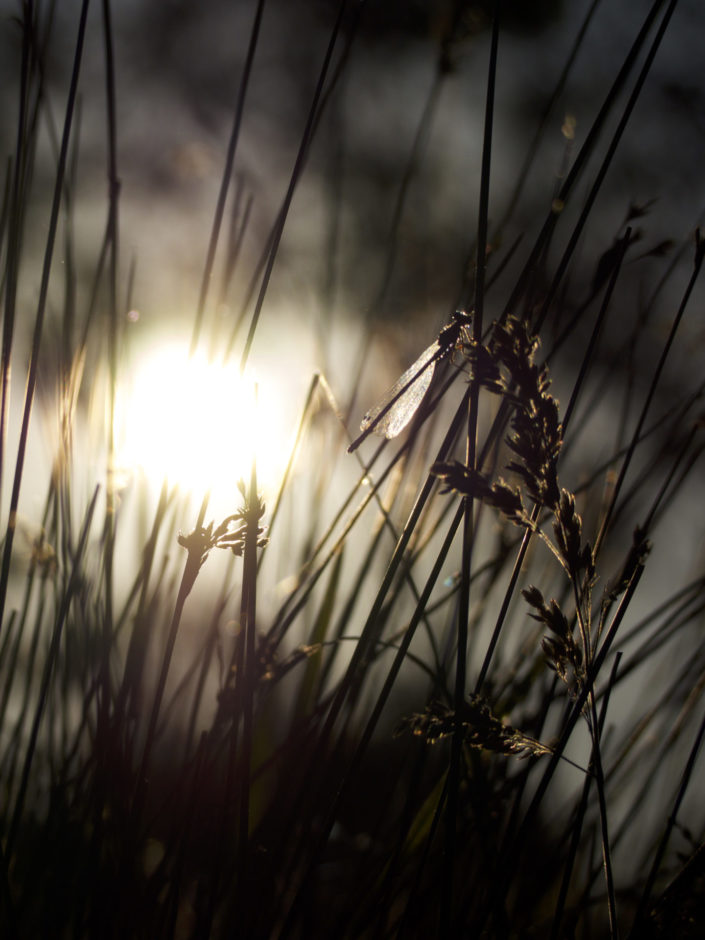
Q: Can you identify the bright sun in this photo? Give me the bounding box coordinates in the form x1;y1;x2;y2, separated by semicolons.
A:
116;343;289;503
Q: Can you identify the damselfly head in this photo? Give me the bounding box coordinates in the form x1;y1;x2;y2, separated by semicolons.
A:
439;309;473;350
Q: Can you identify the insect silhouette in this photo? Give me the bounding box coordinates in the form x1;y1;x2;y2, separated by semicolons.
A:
348;310;473;453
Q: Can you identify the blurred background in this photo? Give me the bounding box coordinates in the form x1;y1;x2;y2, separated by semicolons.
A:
1;3;705;922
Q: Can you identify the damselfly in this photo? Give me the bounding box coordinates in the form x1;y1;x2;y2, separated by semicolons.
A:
348;310;473;453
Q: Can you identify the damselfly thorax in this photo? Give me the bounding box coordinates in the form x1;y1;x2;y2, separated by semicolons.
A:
348;310;473;453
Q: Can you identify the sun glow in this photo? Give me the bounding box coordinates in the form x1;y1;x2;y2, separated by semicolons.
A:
116;343;289;503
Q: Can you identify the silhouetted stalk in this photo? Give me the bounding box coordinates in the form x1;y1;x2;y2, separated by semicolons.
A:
269;442;407;645
534;0;678;335
586;691;619;937
0;158;11;254
97;14;119;879
182;594;227;762
1;567;49;798
595;231;704;554
641;430;704;534
372;63;445;319
258;371;321;567
551;653;622;940
0;1;33;516
5;485;99;858
236;456;260;919
113;479;173;649
190;0;266;355
238;0;349;373
218;176;253;306
0;0;90;639
131;493;210;825
608;655;705;858
442;3;499;932
0;485;52;728
494;0;604;238
630;690;705;933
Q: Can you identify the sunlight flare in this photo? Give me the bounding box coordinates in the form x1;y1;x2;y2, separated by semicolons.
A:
116;343;288;500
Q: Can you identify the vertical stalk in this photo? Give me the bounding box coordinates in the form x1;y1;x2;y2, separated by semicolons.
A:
101;0;119;708
0;0;33;517
237;452;260;900
442;2;499;934
0;0;91;641
131;493;210;825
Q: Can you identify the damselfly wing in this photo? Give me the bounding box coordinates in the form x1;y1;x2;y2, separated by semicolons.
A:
348;311;472;453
